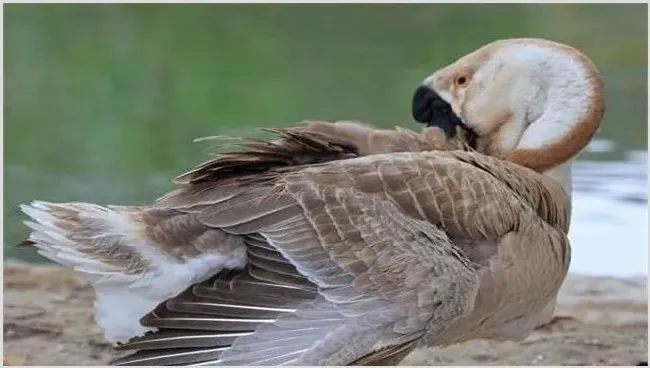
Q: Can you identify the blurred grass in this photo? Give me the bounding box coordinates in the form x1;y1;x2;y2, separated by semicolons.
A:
3;4;648;261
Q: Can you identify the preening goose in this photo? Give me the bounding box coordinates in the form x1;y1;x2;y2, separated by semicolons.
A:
20;38;604;366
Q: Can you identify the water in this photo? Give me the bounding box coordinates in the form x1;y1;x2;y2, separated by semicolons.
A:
570;145;647;277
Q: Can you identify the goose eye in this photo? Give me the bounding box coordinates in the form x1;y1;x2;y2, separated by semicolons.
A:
456;76;467;86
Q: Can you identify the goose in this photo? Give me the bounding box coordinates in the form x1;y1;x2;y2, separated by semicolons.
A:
19;37;604;366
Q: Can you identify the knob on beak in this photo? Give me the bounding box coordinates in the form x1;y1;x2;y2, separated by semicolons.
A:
411;85;463;138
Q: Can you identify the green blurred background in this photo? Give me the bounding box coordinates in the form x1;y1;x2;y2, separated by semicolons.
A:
4;4;648;262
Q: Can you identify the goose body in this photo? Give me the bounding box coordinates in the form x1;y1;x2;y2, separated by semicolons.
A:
20;38;604;365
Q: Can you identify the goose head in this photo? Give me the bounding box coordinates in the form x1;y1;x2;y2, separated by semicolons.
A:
412;38;605;195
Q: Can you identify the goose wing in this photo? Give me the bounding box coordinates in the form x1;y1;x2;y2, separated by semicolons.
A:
19;123;470;349
111;130;486;365
23;127;569;365
113;153;482;365
113;129;570;366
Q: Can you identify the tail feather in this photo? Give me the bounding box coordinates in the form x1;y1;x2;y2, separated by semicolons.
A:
20;200;247;344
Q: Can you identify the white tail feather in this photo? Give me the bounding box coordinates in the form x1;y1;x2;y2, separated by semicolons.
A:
20;200;247;344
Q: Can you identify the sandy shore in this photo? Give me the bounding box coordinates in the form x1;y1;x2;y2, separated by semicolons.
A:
2;262;647;366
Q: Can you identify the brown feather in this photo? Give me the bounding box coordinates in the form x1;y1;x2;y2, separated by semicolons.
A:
111;235;319;365
111;122;568;366
349;339;419;366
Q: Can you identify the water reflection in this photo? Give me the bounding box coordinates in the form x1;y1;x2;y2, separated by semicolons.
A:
570;148;648;277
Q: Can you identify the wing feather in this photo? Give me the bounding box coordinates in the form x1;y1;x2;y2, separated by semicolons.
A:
84;127;568;365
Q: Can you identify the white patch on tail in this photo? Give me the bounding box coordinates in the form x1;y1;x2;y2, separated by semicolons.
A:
20;201;247;344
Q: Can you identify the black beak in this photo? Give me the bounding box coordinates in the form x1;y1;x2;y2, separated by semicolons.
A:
411;85;464;138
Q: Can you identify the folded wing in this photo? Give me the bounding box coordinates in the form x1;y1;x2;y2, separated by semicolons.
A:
23;126;569;365
112;130;485;365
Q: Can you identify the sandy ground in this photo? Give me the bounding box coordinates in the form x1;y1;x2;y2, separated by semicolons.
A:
2;262;648;366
